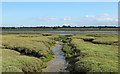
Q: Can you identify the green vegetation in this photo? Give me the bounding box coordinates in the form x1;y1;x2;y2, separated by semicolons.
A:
2;33;58;72
42;65;47;69
1;33;118;72
2;33;57;58
61;33;118;72
41;54;53;62
2;49;43;72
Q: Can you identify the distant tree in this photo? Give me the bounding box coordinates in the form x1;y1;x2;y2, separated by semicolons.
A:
68;25;71;28
53;27;58;29
62;25;67;28
56;26;60;28
83;26;86;28
62;25;71;28
11;27;16;29
105;26;107;28
90;26;94;28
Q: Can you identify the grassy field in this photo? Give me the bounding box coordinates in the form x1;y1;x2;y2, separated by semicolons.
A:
61;33;118;72
2;33;58;72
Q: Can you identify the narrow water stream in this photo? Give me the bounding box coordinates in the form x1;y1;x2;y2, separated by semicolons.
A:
42;41;69;72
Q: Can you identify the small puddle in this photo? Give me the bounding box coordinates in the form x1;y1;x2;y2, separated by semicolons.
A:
42;42;69;72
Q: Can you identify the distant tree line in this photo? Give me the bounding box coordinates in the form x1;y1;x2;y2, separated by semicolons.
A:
1;25;119;29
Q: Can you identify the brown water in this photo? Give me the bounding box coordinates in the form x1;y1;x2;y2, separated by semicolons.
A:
42;42;69;72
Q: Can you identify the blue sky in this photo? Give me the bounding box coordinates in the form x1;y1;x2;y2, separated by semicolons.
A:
2;2;118;27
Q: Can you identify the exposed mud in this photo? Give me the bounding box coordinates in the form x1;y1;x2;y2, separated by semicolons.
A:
82;38;118;45
42;41;69;72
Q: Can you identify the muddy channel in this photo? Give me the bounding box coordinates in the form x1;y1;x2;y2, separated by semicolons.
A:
42;41;69;72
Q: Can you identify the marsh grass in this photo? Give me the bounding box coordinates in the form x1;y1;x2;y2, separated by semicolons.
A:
2;49;43;72
62;33;118;72
2;33;57;58
2;33;118;72
42;65;47;69
72;39;118;72
41;54;53;62
2;33;58;72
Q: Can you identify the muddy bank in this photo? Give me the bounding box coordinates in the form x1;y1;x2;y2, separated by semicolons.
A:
82;38;118;45
42;41;69;72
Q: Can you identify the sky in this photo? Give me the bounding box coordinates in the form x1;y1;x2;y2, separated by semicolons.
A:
2;2;118;27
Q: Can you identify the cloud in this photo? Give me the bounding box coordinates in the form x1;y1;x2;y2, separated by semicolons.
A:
101;13;109;17
63;24;70;26
30;17;57;22
28;14;117;27
68;18;71;21
85;13;109;19
97;18;113;22
115;18;118;22
64;17;66;21
84;13;118;25
40;17;57;21
97;17;118;22
70;13;118;26
64;17;71;21
48;17;56;20
85;15;96;18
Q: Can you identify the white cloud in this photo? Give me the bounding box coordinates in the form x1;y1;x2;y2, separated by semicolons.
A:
85;15;96;18
48;17;56;20
39;17;57;21
29;14;118;27
97;18;113;22
64;17;66;21
97;17;118;22
84;13;118;24
68;18;71;21
64;17;71;21
115;19;118;22
101;13;109;17
63;24;70;26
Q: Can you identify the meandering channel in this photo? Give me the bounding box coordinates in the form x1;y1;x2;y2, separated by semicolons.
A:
42;41;69;72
